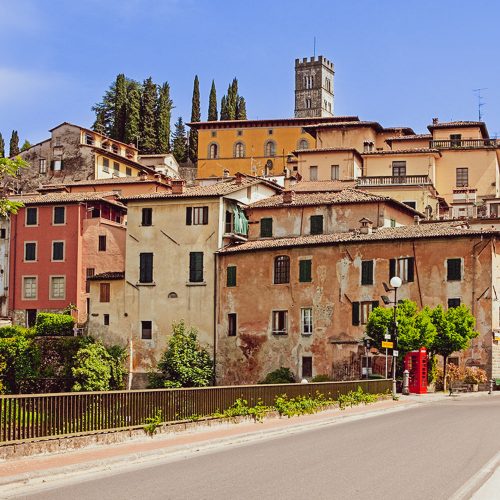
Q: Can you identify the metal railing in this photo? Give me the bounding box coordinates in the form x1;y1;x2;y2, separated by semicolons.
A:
357;175;433;187
0;379;390;444
430;139;500;149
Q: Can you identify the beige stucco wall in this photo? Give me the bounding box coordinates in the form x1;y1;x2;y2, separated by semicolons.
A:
315;126;376;150
432;126;483;140
363;153;437;182
295;150;362;180
390;138;431;150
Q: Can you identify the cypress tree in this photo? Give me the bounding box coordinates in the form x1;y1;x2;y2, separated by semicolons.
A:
113;74;128;142
156;82;173;154
236;96;247;120
139;77;158;154
208;80;218;121
92;81;116;136
0;133;4;158
188;75;200;163
220;96;228;120
124;80;141;146
172;117;187;164
21;140;32;152
227;78;238;120
9;131;19;157
93;110;107;135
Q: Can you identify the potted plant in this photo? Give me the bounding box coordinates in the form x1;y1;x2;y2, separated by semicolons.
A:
464;367;487;391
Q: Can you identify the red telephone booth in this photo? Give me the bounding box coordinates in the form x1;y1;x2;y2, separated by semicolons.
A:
404;347;428;394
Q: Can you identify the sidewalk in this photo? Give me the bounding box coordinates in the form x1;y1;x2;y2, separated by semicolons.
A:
0;391;496;495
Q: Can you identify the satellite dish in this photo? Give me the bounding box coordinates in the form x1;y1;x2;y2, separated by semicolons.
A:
265;160;273;170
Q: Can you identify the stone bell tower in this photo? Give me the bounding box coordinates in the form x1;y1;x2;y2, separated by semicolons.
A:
294;55;334;118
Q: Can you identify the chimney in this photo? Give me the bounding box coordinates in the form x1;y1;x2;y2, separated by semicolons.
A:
223;169;230;178
139;171;148;181
432;117;439;125
282;190;295;204
414;215;420;225
359;217;373;234
171;179;185;194
234;172;244;185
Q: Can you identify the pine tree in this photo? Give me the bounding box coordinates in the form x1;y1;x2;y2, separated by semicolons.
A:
172;117;187;164
21;140;32;152
208;80;218;121
113;74;128;142
93;110;107;135
236;96;247;120
220;95;228;120
124;80;141;146
0;133;4;158
9;131;19;157
188;75;200;163
156;82;173;154
139;77;158;154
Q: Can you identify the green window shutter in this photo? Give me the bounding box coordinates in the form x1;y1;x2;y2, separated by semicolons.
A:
371;300;379;309
361;260;373;285
227;266;237;287
60;160;64;170
352;302;360;326
447;259;461;281
202;206;209;225
299;259;312;282
389;259;396;280
186;207;192;225
260;218;273;237
310;215;323;235
189;252;204;282
407;257;415;282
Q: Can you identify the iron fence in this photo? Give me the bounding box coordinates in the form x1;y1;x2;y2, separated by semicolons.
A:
0;379;391;445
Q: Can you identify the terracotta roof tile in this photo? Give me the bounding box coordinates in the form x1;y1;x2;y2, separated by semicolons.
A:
362;148;440;155
219;223;498;254
11;191;125;206
64;177;170;186
287;180;357;192
88;272;125;281
385;134;432;141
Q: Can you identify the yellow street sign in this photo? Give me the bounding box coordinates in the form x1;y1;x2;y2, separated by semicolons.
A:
382;341;394;349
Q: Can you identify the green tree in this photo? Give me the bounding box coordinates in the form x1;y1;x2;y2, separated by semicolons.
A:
124;79;141;146
226;78;238;120
0;133;5;158
151;321;213;388
188;75;200;163
21;140;31;152
172;117;187;164
156;82;173;154
208;80;218;121
112;73;128;142
220;95;228;120
236;96;247;120
92;80;116;136
429;304;479;390
139;77;158;154
0;157;28;215
9;130;19;157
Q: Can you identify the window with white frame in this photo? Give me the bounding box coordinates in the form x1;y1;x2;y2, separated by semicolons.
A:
301;308;313;335
23;277;37;300
331;165;340;180
50;276;66;299
272;310;288;335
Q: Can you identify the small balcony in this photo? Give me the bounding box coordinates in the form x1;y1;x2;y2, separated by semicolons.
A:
357;175;433;187
429;139;500;149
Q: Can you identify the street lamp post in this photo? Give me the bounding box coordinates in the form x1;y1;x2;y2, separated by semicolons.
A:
390;276;402;398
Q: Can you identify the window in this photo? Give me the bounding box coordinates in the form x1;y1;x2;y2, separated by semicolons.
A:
208;143;218;159
331;165;340;180
100;283;110;302
299;259;312;283
103;314;110;326
55;137;61;147
23;277;37;300
302;356;312;378
264;140;276;157
390;219;396;228
25;242;36;261
53;206;65;224
272;310;288;335
186;206;208;225
227;266;237;287
141;320;152;340
447;258;462;281
85;134;94;145
448;298;461;308
361;260;374;285
126;167;132;176
234;142;245;158
456;168;468;187
139;253;154;283
0;228;5;239
450;134;462;147
141;208;153;226
392;161;406;180
352;301;379;326
237;130;243;136
389;257;414;283
274;255;290;284
305;98;312;109
52;160;63;171
98;235;107;251
113;162;120;175
298;139;309;150
228;313;237;337
50;276;65;300
189;252;204;283
86;268;95;293
91;207;101;218
268;129;273;135
111;144;119;154
211;131;217;138
363;141;374;152
26;207;38;226
301;308;313;335
403;201;416;209
39;159;47;174
52;241;64;261
310;215;323;235
260;218;273;237
309;166;318;181
103;158;109;173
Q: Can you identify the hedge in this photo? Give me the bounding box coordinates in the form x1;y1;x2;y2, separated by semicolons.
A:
35;313;75;336
0;325;29;338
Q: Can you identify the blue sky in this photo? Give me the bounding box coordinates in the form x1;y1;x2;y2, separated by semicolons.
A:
1;0;500;145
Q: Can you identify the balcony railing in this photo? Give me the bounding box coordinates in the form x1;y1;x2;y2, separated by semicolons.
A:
357;175;433;187
430;139;500;149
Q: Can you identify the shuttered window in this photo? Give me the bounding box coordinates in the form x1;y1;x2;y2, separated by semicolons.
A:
189;252;204;283
53;207;65;224
52;241;64;261
228;313;237;336
186;207;209;225
141;208;152;226
310;215;323;235
227;266;237;287
98;235;107;251
448;298;461;308
260;218;273;237
389;257;414;283
25;242;36;261
353;301;378;325
274;255;290;284
139;253;154;283
447;259;462;281
299;259;312;283
302;356;312;378
361;260;374;285
26;207;38;226
100;283;110;302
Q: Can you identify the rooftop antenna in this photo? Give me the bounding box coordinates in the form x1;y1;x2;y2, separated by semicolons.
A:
473;88;487;121
313;36;316;57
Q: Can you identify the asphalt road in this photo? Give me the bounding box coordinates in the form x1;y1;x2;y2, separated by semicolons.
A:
16;395;500;500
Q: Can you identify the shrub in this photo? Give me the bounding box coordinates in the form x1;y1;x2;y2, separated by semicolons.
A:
259;367;295;384
311;374;331;382
464;367;488;385
35;313;75;336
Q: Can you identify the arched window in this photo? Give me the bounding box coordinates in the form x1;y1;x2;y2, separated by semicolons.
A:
264;140;276;157
208;142;219;159
274;255;290;284
233;142;245;158
298;139;309;150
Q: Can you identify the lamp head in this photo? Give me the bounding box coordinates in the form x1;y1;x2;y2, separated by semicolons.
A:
390;276;402;289
381;295;391;305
